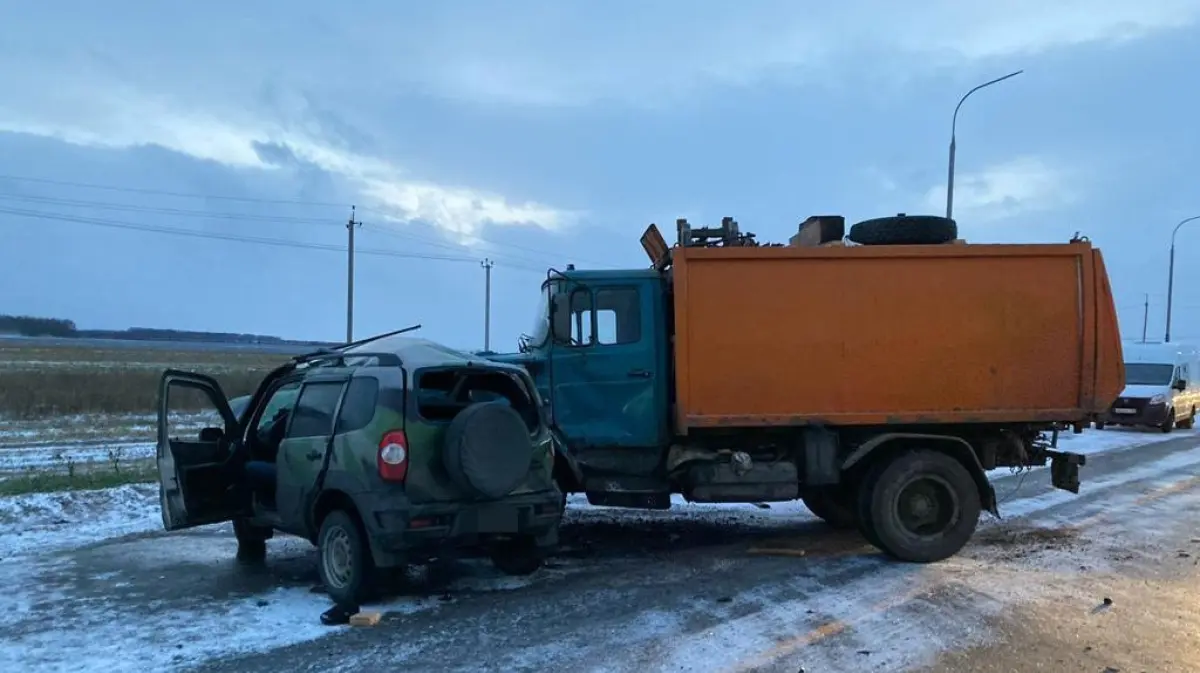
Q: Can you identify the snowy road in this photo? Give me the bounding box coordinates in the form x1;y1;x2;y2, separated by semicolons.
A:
2;428;1200;672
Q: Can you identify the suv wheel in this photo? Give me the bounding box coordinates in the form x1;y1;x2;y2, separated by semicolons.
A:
318;510;376;606
489;536;544;576
233;518;270;563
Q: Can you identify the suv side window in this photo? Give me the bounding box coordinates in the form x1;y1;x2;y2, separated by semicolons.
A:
336;377;379;434
286;381;344;439
253;382;301;436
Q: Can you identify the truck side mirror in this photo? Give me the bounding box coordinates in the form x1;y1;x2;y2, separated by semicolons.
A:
1174;379;1188;391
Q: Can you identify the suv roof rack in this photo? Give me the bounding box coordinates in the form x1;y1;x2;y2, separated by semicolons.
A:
293;324;422;364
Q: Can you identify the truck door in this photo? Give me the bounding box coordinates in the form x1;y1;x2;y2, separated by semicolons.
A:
552;283;663;450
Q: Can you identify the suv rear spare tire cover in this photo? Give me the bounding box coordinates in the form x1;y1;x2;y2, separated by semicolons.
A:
848;215;957;246
442;402;534;499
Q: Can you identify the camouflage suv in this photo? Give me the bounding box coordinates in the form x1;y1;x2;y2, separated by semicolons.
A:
155;330;563;605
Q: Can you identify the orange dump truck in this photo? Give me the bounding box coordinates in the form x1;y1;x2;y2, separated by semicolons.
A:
500;213;1125;563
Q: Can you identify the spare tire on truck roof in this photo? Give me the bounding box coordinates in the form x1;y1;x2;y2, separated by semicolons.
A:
442;402;534;500
848;214;958;246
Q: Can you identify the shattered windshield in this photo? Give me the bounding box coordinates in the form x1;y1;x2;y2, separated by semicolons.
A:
526;281;563;350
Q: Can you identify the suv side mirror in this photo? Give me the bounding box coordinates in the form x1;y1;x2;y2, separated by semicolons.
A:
198;426;225;442
1174;379;1188;391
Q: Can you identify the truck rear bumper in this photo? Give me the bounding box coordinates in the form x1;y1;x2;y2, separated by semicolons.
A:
360;490;562;565
1045;449;1086;494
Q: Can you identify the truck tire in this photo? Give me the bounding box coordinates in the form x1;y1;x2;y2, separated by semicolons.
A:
848;215;957;246
801;488;857;529
863;450;981;563
443;402;534;500
854;459;889;549
489;535;545;576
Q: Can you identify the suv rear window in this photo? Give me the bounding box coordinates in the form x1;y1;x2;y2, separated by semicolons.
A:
416;368;540;432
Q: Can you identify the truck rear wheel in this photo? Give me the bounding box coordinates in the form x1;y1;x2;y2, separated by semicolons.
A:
801;487;857;529
864;450;981;563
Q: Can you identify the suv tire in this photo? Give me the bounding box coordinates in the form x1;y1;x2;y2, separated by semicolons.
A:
864;450;981;563
317;510;376;606
443;402;535;499
489;536;544;576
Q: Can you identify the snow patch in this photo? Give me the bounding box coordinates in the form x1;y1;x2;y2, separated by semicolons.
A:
0;484;161;558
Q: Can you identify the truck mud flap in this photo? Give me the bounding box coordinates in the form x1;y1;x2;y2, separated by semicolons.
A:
1047;450;1086;494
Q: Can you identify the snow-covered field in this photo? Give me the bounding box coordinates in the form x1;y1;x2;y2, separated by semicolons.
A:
0;426;1196;672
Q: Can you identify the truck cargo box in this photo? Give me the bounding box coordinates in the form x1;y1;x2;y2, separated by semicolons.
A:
671;241;1124;433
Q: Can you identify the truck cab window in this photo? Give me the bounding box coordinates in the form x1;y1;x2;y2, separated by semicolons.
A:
559;286;641;347
594;288;640;345
567;288;593;346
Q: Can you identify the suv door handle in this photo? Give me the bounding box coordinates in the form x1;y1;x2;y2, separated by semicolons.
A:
627;369;651;379
305;450;323;461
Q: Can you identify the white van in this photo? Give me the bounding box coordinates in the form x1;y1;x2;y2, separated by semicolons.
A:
1101;341;1200;432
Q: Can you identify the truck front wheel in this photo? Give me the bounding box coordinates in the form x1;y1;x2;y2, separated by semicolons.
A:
800;487;857;529
864;450;982;563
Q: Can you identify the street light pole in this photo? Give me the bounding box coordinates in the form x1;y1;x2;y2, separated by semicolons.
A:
946;70;1024;220
1165;215;1200;342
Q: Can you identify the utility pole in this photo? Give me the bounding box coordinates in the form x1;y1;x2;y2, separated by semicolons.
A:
481;258;493;351
1142;293;1149;343
346;205;360;344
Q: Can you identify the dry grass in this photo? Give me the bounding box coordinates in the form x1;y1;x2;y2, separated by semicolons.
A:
0;458;157;496
0;343;287;420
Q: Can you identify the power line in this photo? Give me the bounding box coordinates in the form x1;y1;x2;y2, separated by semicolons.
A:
362;223;559;271
0;175;611;269
0;191;562;268
0;173;348;208
0;206;546;273
0;192;339;227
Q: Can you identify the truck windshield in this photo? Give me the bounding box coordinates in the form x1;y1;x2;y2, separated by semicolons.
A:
1125;363;1175;385
530;288;551;346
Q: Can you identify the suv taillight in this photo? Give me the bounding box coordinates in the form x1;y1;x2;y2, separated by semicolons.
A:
378;430;408;482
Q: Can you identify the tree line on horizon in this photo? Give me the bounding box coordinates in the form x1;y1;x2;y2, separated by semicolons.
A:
0;314;326;345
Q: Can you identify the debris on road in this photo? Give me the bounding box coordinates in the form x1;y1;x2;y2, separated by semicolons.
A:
349;612;382;627
747;547;807;558
320;605;357;626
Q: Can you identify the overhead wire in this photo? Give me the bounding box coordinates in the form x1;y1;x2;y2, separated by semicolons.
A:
0;172;615;269
0;206;547;274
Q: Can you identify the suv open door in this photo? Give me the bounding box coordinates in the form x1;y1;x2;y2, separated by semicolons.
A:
157;370;243;531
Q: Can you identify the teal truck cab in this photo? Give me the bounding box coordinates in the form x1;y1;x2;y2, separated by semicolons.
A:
489;215;1123;563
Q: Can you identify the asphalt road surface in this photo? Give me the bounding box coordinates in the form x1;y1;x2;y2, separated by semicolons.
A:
5;432;1200;672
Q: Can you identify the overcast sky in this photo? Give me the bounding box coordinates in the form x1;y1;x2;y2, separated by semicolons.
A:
2;1;1199;350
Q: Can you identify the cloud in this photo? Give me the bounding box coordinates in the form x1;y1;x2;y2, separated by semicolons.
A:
349;1;1200;107
922;156;1078;223
0;86;569;240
